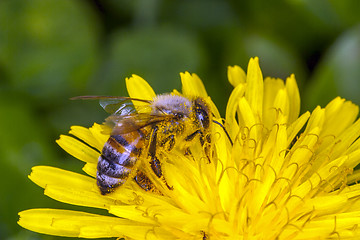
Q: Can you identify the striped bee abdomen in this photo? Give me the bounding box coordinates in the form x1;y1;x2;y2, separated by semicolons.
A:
97;131;145;195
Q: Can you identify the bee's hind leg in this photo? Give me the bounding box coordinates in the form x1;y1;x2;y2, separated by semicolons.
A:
134;171;162;194
148;126;163;178
148;126;173;190
148;155;173;190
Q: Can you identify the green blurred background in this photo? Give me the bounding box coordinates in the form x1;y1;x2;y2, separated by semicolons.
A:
1;0;359;239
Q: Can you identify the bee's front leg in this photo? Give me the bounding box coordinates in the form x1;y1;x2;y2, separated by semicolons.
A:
185;130;211;163
185;130;203;143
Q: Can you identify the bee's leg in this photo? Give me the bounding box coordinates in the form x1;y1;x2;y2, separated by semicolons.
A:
185;147;192;156
148;126;158;159
185;130;203;143
201;231;209;240
134;171;162;195
184;147;196;161
204;134;212;162
159;134;175;151
149;156;173;190
148;126;173;190
185;130;212;162
150;156;162;178
148;126;162;178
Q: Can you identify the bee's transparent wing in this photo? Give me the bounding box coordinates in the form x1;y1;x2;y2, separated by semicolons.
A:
71;96;152;115
99;99;138;115
71;95;168;135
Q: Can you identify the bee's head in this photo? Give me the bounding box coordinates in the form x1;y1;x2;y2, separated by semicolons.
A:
193;97;211;130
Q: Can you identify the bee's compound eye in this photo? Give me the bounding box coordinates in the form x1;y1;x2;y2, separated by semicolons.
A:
194;98;210;129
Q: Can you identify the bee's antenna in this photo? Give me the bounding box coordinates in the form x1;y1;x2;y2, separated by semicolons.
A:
212;119;233;146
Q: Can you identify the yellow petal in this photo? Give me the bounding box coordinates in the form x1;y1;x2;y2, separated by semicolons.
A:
245;57;263;122
304;195;349;215
273;88;289;123
225;83;245;140
286;111;310;147
238;97;258;141
227;65;246;87
303;106;325;135
88;123;110;147
206;96;221;119
18;209;96;237
56;135;99;163
296;211;360;238
126;74;156;101
82;162;97;177
263;77;285;128
109;205;159;224
180;72;208;98
347;169;360;185
29;166;120;209
69;125;103;151
332;119;360;160
322;97;359;138
18;209;154;238
286;74;300;124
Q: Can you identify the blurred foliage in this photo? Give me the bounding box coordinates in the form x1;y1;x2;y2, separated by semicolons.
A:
0;0;359;239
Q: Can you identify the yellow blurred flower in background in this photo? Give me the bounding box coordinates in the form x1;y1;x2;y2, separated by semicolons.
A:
18;58;360;239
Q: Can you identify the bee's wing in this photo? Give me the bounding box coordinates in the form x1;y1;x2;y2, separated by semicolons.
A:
105;113;173;135
71;96;152;115
100;99;138;115
71;95;167;134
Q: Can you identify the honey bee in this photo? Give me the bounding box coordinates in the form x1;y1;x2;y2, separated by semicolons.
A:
73;94;216;195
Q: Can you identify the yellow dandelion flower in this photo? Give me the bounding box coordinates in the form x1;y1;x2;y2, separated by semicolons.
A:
18;57;360;239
